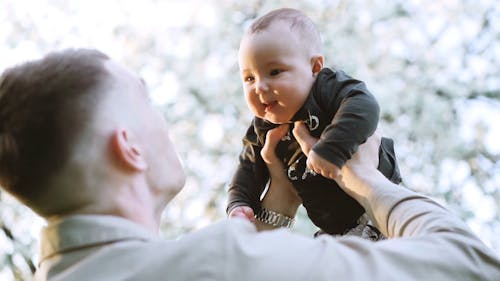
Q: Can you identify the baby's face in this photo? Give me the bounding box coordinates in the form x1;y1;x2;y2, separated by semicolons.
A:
238;22;320;124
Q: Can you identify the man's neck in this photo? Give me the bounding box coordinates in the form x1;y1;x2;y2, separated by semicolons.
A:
47;181;161;234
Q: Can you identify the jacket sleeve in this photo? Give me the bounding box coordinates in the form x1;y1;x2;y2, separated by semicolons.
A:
313;71;380;168
226;122;270;215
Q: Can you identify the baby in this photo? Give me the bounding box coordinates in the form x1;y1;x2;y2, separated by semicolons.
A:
227;8;402;236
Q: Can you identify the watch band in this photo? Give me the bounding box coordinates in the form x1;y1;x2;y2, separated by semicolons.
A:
255;207;295;228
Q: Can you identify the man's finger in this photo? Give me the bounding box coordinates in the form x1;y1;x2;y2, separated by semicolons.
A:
262;124;289;163
292;121;318;156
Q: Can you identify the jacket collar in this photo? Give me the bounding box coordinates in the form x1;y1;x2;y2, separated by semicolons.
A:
291;67;335;123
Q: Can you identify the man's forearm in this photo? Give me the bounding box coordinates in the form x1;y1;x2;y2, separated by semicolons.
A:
255;174;301;231
336;164;483;239
334;165;423;236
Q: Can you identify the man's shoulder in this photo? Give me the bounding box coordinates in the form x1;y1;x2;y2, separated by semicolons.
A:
117;220;258;280
183;218;256;241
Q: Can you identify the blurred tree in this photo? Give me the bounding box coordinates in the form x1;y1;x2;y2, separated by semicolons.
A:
0;0;499;279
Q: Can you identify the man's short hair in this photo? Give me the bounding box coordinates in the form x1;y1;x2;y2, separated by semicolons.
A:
247;8;323;54
0;49;110;206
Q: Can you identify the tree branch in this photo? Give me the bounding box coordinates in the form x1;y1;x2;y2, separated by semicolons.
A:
1;223;36;274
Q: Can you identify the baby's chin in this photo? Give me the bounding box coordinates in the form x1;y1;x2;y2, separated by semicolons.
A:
264;116;292;125
255;111;292;124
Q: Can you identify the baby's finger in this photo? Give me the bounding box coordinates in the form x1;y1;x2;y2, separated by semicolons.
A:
230;208;255;222
242;208;256;222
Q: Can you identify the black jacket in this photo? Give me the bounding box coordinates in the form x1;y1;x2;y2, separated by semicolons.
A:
227;68;402;234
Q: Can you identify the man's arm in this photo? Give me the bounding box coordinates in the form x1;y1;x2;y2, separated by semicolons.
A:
239;128;500;280
254;124;301;231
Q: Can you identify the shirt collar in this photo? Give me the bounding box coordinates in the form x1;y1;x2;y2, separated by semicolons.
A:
39;215;158;263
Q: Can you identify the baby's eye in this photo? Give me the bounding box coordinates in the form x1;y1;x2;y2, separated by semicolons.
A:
270;69;283;76
244;76;255;83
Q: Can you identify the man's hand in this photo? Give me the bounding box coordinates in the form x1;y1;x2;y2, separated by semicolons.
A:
260;124;301;204
334;130;382;206
292;121;340;179
261;124;289;166
341;131;381;174
229;206;255;222
255;124;301;231
293;120;385;203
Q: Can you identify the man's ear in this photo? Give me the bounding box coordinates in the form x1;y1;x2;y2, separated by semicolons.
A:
110;128;148;172
311;55;324;76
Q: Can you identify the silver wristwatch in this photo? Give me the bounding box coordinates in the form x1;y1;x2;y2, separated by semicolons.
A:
255;207;295;228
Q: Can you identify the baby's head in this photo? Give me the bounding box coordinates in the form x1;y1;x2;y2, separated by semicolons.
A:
239;8;324;124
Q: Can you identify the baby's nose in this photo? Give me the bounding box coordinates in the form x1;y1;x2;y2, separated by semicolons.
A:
255;80;269;94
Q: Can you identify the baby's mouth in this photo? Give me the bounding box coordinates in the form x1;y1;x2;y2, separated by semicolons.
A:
263;101;278;112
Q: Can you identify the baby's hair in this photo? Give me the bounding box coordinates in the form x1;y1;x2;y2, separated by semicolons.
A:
248;8;322;54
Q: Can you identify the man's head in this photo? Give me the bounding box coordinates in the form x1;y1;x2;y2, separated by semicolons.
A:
238;8;324;124
0;49;185;220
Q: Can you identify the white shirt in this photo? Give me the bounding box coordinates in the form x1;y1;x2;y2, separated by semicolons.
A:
35;188;500;281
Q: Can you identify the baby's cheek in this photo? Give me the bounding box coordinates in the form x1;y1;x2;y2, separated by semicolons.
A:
249;103;265;117
246;96;258;108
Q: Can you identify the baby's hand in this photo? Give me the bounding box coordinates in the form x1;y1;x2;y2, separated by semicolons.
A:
293;121;340;179
307;150;341;180
229;206;255;222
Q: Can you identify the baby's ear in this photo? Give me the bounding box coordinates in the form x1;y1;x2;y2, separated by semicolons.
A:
311;55;324;76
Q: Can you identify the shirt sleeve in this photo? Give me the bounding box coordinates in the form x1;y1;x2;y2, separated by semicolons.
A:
312;70;380;168
226;121;270;215
224;188;500;281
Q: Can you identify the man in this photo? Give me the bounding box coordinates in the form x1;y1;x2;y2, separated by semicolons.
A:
0;49;498;280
